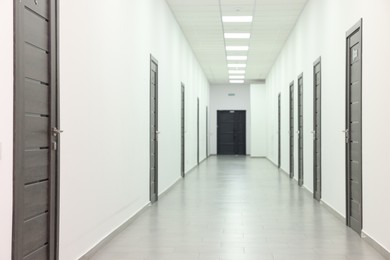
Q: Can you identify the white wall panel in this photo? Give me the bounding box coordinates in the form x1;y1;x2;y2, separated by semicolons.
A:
59;0;209;258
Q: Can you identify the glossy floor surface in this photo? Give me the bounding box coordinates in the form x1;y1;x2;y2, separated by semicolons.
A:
90;156;385;260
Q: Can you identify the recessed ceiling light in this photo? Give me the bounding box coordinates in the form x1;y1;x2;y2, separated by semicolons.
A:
222;16;253;23
227;56;247;61
229;70;246;74
230;80;245;84
228;64;247;68
226;46;249;51
224;33;250;39
229;75;245;79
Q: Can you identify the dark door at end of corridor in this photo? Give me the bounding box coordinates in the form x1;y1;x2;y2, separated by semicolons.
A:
217;110;246;155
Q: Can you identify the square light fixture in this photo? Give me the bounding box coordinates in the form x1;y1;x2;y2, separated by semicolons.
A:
224;33;250;39
226;46;249;51
222;16;253;23
227;56;247;61
230;80;245;84
229;70;245;74
229;75;245;79
228;64;247;68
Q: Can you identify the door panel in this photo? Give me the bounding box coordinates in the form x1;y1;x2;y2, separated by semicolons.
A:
217;111;246;155
150;56;158;203
298;74;304;186
346;19;363;235
14;0;58;259
313;58;322;201
289;82;294;179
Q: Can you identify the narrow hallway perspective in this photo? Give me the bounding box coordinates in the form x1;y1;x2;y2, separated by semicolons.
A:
89;157;384;260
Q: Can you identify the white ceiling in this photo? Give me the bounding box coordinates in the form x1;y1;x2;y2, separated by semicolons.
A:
165;0;309;85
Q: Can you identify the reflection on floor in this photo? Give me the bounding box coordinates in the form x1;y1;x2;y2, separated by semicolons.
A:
90;156;384;260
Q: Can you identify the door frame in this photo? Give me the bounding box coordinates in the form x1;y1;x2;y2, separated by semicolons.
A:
150;55;159;203
181;83;185;178
197;97;200;165
206;106;208;158
278;93;281;168
298;73;304;186
345;19;363;233
313;57;322;201
289;81;294;179
13;0;60;258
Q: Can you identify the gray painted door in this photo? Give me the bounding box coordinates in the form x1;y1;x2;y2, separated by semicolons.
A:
298;74;304;186
313;58;322;201
181;84;185;178
346;20;363;234
278;93;281;168
289;82;294;179
13;0;59;259
150;57;158;203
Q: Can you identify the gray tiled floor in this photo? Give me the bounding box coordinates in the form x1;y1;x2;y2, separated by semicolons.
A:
90;156;385;260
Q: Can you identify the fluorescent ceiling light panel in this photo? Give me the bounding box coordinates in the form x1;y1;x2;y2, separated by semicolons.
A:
228;64;247;68
230;80;245;84
226;46;249;51
227;56;247;61
229;70;246;74
223;16;253;23
224;33;250;39
229;75;245;79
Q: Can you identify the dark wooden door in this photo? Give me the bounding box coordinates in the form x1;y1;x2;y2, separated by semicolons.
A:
217;111;246;155
298;74;304;186
346;19;363;234
313;58;322;201
150;56;158;203
289;82;295;179
181;83;185;178
13;0;59;259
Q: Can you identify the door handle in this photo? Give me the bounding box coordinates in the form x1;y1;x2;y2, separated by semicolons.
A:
343;129;349;143
52;127;64;137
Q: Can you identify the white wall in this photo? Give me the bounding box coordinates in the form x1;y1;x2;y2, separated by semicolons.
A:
209;85;251;155
266;0;390;252
250;84;267;157
59;0;209;259
0;0;14;259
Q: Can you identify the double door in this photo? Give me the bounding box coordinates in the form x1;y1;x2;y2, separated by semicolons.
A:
217;111;246;155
